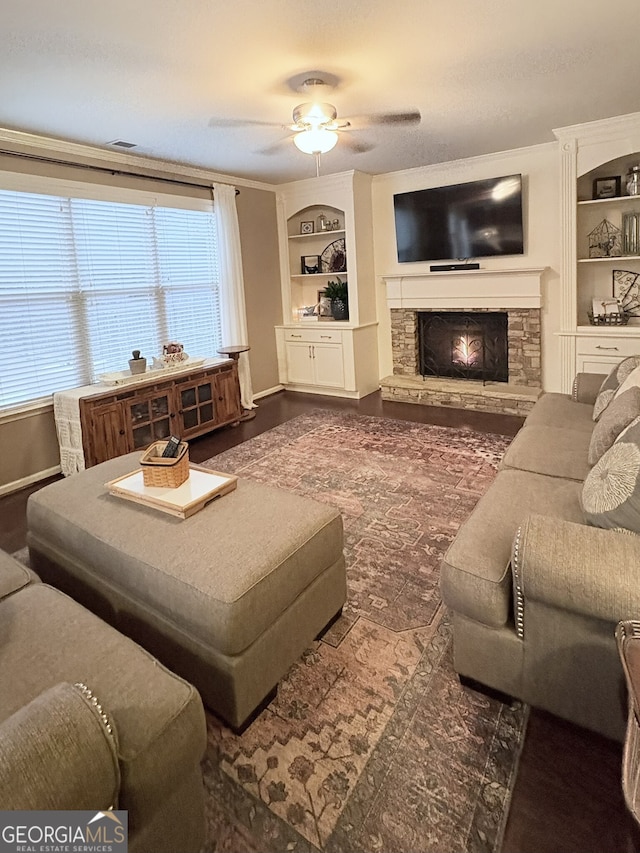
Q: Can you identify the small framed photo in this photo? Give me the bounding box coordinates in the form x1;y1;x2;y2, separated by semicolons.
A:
316;289;333;318
301;255;321;274
300;221;314;234
592;297;620;316
593;176;621;200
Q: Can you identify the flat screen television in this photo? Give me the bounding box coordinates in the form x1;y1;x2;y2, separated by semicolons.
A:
393;174;524;263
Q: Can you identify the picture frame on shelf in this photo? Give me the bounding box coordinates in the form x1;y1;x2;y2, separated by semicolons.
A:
593;176;621;200
592;297;620;316
315;290;333;319
301;255;321;274
300;221;314;235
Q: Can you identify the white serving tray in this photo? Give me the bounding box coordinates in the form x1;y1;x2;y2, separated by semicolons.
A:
106;464;238;518
99;357;206;386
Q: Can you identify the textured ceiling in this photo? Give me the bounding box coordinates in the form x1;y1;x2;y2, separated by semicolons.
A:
2;0;640;185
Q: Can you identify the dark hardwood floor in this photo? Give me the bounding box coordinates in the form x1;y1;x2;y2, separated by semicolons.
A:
0;389;629;852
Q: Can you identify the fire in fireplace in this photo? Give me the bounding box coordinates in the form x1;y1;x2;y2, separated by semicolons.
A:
418;311;509;382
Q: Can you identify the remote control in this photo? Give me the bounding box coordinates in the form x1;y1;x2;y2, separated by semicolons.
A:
161;436;181;458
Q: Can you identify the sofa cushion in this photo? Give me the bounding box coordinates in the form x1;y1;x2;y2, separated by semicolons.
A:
524;392;595;433
583;415;640;533
0;682;120;810
440;470;584;628
588;386;640;466
0;583;206;819
500;424;592;481
0;550;33;601
593;356;640;420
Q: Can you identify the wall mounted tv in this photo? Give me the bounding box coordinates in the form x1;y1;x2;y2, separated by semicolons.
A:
393;174;524;263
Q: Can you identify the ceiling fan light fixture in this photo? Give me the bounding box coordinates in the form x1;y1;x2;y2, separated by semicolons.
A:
294;128;338;155
293;101;337;126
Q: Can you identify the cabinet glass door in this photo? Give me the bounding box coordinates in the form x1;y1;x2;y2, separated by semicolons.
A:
179;379;216;435
127;392;172;448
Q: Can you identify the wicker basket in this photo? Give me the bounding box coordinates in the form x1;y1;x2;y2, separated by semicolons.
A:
140;440;189;488
588;311;631;326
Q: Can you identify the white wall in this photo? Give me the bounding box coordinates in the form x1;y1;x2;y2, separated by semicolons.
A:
371;142;563;391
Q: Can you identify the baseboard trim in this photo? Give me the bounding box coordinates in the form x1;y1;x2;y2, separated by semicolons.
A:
0;465;61;497
253;384;284;400
281;383;363;399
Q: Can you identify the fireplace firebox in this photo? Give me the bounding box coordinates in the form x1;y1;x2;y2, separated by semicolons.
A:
418;311;509;382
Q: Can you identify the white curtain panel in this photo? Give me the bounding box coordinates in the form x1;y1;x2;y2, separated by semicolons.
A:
213;182;256;410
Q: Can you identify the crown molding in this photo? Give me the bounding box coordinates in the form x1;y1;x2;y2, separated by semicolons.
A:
371;141;557;187
0;126;276;193
553;111;640;145
277;169;359;193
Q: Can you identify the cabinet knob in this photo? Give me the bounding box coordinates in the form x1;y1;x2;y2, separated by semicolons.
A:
170;412;176;418
178;410;183;415
218;396;224;401
596;345;619;350
119;429;125;436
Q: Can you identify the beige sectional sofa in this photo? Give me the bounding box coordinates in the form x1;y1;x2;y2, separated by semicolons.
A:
0;550;207;852
440;371;640;742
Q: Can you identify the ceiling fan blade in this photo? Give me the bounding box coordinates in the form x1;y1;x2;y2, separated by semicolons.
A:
208;116;285;129
256;135;296;155
342;110;421;128
339;134;374;154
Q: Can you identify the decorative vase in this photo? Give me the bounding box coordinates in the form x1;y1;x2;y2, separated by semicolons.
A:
627;165;640;197
331;298;349;321
128;349;147;374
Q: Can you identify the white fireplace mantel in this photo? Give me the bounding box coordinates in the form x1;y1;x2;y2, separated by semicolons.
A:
382;267;546;310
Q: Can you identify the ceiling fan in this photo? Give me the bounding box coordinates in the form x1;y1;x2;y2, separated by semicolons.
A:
286;78;421;155
209;76;421;161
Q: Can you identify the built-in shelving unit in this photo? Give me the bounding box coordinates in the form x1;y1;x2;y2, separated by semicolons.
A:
274;171;380;399
554;112;640;391
285;204;348;321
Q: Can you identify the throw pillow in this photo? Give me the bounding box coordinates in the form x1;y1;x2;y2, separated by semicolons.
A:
582;415;640;533
588;386;640;466
593;356;640;421
614;363;640;401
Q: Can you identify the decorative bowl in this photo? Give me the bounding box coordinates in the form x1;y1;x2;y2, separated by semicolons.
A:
162;350;188;364
152;352;190;369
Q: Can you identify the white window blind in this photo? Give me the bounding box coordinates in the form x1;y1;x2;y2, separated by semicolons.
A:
0;185;222;410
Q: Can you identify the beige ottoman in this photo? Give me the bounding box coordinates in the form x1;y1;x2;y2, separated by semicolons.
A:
27;453;346;731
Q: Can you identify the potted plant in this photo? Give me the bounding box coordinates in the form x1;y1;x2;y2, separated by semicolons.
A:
323;277;349;321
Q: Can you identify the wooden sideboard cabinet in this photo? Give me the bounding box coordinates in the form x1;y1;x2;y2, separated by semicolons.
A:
77;360;242;467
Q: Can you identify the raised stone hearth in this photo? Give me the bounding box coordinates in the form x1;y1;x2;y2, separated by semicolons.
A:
381;268;545;415
380;374;541;416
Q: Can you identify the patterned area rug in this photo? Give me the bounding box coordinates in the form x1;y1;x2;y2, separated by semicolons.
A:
199;411;528;853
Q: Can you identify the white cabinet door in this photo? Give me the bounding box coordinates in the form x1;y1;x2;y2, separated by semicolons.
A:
285;341;315;385
313;343;345;387
576;355;620;374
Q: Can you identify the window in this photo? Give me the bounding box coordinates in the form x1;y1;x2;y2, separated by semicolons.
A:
0;180;222;410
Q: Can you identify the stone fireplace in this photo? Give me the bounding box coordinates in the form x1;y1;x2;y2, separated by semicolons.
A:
418;311;509;382
380;268;545;415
